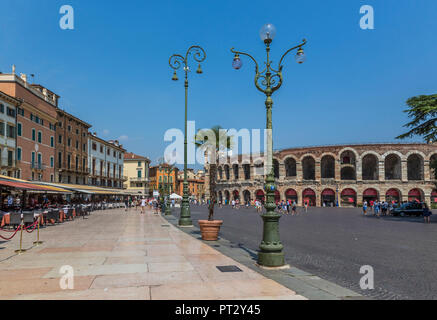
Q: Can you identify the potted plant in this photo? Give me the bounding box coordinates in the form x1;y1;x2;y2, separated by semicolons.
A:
195;126;233;241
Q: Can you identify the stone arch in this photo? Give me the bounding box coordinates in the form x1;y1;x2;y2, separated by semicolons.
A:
242;163;251;180
218;191;223;203
224;190;230;204
224;165;230;180
340;149;357;165
386;188;402;203
255;189;265;203
321;188;336;206
362;154;379;180
340;149;357;180
384;153;402;180
321;155;335;179
285;188;298;203
429;153;437;180
284;156;297;177
243;190;251;203
426;152;437;161
408;188;424;202
360;151;382;161
302;156;316;180
302;188;316;206
273;158;280;179
282;154;299;163
338;147;359;162
382;150;405;161
363;188;380;203
254;159;264;176
407;153;424;180
232;164;239;180
340;187;357;207
299;153;317;162
218;166;223;180
232;190;240;200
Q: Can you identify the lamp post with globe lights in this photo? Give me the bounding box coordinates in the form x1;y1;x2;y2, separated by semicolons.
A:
169;46;206;226
231;24;307;268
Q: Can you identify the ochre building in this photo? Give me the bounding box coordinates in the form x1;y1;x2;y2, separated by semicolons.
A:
205;143;437;207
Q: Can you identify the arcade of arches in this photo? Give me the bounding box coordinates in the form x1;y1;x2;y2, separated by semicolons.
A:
205;143;437;207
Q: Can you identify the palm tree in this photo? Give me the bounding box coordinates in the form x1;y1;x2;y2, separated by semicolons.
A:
195;126;234;221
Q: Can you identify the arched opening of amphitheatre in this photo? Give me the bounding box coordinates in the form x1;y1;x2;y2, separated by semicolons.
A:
362;154;379;180
385;154;401;180
285;189;298;204
341;188;356;207
302;156;315;180
321;188;335;206
386;188;401;204
285;158;297;177
407;154;424;180
321;155;335;179
363;188;379;204
302;188;316;206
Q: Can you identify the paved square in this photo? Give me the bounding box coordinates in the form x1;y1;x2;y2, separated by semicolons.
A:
0;208;306;300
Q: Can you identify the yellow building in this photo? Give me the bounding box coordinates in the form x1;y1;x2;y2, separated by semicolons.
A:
123;152;150;195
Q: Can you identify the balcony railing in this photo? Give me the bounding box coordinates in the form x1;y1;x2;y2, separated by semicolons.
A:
130;177;148;182
0;160;15;168
31;162;45;170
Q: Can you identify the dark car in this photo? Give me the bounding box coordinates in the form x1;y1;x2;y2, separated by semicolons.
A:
392;202;425;217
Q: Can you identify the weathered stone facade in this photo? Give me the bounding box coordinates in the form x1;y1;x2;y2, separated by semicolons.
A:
205;143;437;207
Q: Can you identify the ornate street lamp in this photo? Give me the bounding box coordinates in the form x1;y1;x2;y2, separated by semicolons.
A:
231;24;307;268
169;46;206;227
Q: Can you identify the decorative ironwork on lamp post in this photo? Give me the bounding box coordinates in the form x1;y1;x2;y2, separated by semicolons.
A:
231;24;307;267
169;46;206;227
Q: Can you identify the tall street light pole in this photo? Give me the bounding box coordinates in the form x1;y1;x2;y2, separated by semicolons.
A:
231;24;307;268
169;46;206;227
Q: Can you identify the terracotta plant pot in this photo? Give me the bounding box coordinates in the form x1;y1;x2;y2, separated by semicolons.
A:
198;220;223;241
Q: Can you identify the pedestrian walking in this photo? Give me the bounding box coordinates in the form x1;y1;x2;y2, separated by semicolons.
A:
292;201;297;215
124;197;129;212
423;203;432;224
363;200;367;215
140;197;146;214
304;201;308;213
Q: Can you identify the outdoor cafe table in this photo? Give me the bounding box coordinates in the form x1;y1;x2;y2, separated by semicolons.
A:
1;212;45;228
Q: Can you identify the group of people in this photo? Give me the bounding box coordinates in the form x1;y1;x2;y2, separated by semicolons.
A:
123;196;181;214
362;199;433;223
217;198;309;215
362;200;391;216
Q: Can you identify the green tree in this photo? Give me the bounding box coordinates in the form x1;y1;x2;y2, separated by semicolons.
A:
195;126;233;221
396;94;437;142
397;93;437;180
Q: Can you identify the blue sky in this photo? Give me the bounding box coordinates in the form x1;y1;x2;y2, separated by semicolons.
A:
1;0;436;167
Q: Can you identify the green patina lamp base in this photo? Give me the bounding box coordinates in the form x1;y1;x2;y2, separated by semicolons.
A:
179;204;192;227
257;251;285;268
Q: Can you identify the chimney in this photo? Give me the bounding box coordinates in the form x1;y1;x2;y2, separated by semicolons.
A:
12;65;16;74
20;73;27;82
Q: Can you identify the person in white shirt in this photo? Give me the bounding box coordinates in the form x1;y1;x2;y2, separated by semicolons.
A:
140;198;146;214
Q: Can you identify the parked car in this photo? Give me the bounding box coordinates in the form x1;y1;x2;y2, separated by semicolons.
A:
392;202;425;217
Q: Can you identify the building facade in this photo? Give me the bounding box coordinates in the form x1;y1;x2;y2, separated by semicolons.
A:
206;143;437;207
149;164;178;196
88;133;126;188
0;91;20;177
123;152;151;195
56;109;92;185
0;70;58;182
177;169;205;200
